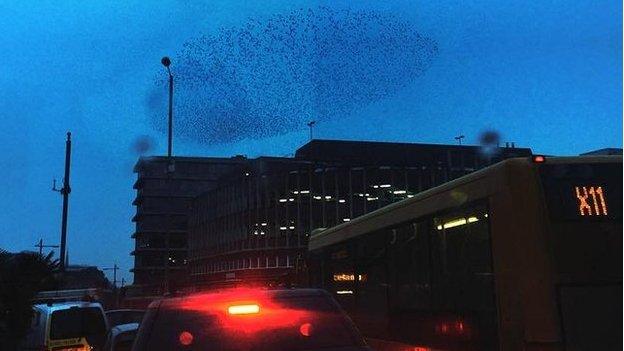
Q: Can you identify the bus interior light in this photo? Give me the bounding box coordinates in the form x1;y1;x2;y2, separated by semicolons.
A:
437;215;481;230
336;290;354;295
442;218;467;229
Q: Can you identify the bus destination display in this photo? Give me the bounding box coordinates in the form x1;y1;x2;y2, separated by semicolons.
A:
574;186;608;216
540;163;622;221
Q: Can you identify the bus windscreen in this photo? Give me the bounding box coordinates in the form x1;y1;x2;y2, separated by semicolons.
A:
539;162;622;221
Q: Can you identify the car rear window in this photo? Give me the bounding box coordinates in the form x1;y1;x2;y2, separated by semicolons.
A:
107;310;145;327
143;295;363;351
50;307;107;346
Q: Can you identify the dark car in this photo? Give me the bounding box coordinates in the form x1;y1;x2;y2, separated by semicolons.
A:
105;309;146;328
104;322;140;351
131;288;372;351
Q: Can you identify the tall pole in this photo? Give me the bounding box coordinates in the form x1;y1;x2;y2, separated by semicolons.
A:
162;56;173;158
168;73;173;157
161;56;174;294
59;132;72;272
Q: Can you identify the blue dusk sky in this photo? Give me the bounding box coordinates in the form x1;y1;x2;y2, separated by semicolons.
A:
1;1;621;284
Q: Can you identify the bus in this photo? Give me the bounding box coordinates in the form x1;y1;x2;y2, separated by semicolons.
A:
308;156;622;351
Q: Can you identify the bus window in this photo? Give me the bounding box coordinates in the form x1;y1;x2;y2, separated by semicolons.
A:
390;220;431;310
353;230;389;337
431;205;497;348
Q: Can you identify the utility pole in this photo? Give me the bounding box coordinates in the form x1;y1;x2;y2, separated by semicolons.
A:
52;132;72;272
307;121;316;141
35;238;59;256
103;264;119;288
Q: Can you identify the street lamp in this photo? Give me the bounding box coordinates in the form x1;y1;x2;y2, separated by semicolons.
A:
161;56;175;294
161;56;173;158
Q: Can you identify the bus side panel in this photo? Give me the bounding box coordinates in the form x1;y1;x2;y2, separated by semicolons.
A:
489;161;561;350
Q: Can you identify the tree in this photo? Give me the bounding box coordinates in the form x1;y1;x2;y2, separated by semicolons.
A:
0;249;59;350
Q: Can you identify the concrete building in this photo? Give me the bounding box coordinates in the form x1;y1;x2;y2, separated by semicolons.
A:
187;140;532;286
130;156;246;292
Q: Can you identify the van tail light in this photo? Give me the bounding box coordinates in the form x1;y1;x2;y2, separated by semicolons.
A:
54;346;90;351
435;319;471;337
228;304;260;315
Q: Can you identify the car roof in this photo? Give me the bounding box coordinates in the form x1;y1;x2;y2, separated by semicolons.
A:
153;288;331;308
33;301;103;313
106;309;145;314
111;322;140;334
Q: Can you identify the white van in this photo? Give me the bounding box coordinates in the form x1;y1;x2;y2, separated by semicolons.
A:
19;301;109;351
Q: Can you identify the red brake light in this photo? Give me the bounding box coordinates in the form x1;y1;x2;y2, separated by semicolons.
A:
228;304;260;315
179;331;194;346
532;155;546;163
299;322;313;337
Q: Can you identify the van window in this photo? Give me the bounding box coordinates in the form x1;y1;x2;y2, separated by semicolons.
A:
50;307;107;347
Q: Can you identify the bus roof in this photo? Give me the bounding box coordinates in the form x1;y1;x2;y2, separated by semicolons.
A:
309;155;621;251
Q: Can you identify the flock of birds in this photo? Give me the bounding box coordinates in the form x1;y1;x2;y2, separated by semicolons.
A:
147;6;438;145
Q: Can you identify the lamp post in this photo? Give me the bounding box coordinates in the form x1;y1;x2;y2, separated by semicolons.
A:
161;56;175;294
52;132;72;271
161;56;174;158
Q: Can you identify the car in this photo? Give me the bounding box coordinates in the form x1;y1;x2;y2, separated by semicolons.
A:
19;301;109;351
131;288;372;351
105;309;145;328
103;322;139;351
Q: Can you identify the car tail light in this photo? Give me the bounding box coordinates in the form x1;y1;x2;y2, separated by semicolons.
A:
532;155;546;163
179;331;194;346
299;322;313;337
228;304;260;315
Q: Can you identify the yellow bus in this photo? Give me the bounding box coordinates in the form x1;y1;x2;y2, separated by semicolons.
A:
308;156;622;351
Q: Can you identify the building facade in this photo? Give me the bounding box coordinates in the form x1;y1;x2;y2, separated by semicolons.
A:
130;156;246;291
188;140;532;286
